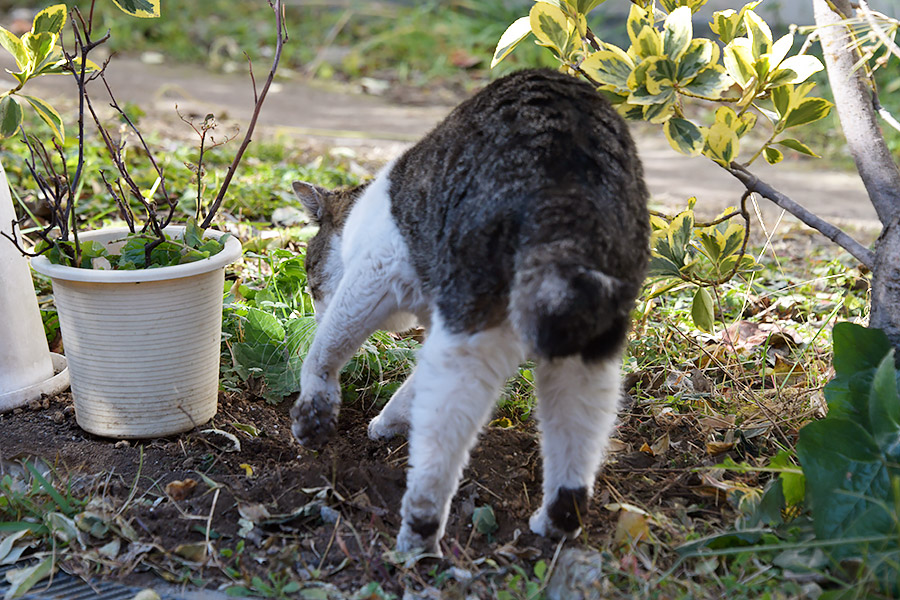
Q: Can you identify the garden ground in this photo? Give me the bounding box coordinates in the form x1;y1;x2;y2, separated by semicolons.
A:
0;46;886;600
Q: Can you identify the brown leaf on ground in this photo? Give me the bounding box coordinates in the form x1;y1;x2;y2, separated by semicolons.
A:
164;478;198;501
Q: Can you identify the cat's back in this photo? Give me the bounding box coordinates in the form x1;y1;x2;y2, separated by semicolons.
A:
388;69;649;335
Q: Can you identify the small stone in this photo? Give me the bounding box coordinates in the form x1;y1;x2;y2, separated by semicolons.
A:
41;397;50;409
114;440;131;449
51;411;65;424
26;398;42;411
182;457;196;469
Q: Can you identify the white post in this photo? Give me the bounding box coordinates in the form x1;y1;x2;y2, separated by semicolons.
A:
0;160;62;410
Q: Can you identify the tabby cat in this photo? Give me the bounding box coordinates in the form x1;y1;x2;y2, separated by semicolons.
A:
290;68;650;554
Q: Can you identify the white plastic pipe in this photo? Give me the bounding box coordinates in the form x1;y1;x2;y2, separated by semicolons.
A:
0;160;57;409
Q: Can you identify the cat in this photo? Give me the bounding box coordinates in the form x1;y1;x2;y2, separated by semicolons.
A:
290;68;650;554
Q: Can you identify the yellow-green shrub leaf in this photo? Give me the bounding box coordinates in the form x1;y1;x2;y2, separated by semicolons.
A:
580;47;634;92
776;138;819;157
710;2;761;44
715;105;738;127
22;31;54;68
0;27;28;70
704;122;739;166
743;10;771;58
663;6;692;62
111;0;160;18
645;57;678;95
530;3;570;55
564;0;608;14
692;287;715;332
735;112;757;137
771;85;792;119
723;38;755;89
642;99;676;123
32;4;67;35
682;65;732;98
0;95;23;138
22;94;64;141
635;26;663;59
677;39;716;82
664;117;704;156
768;55;824;86
766;33;794;68
763;145;783;164
627;3;654;46
783;97;833;129
491;17;532;68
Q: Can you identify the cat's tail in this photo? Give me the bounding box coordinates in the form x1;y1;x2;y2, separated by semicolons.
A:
510;245;635;362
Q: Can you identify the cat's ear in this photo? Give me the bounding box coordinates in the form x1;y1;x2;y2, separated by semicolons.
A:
292;181;328;223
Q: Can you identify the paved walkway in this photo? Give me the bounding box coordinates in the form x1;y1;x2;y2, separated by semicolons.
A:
2;55;881;231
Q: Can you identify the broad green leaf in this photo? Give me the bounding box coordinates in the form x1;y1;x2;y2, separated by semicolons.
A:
768;55;824;86
0;95;23;138
775;138;819;157
676;39;716;82
698;231;721;262
184;219;205;248
868;351;900;444
648;254;683;278
627;3;654;46
783;97;833;129
826;323;893;422
691;287;715;331
743;10;772;58
32;4;67;35
111;0;160;18
763;145;783;164
580;47;634;92
530;2;571;55
664;117;703;156
472;505;499;535
681;65;732;98
723;38;755;89
663;6;692;63
0;27;28;69
704;122;739;166
491;17;532;69
21;94;64;141
797;417;896;551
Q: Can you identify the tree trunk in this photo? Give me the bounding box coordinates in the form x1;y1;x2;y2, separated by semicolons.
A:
813;0;900;351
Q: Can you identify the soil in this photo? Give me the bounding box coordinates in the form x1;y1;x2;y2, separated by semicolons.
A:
0;379;758;595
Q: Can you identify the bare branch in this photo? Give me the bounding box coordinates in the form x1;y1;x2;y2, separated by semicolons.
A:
200;0;287;229
728;162;875;269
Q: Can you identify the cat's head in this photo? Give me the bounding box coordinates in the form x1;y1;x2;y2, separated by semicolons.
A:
292;181;368;316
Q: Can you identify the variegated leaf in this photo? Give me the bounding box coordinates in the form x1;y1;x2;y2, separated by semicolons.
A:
491;17;532;68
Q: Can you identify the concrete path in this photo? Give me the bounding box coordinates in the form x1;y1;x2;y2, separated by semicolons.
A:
1;55;881;230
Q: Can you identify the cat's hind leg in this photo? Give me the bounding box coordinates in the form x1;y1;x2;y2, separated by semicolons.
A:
529;355;622;537
396;318;524;554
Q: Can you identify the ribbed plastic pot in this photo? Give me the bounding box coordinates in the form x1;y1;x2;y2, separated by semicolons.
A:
30;226;242;439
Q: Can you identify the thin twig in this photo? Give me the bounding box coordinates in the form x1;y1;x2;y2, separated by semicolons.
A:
200;0;287;229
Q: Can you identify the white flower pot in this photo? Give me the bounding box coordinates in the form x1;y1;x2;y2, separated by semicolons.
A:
0;160;69;412
30;226;242;438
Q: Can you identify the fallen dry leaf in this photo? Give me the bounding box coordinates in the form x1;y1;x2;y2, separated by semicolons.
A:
614;508;651;546
164;479;198;501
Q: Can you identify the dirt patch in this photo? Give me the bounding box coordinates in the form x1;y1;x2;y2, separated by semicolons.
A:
0;385;743;594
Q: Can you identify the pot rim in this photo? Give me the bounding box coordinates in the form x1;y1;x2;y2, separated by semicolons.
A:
30;225;242;283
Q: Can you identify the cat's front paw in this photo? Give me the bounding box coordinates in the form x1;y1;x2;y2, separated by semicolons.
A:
291;388;340;450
